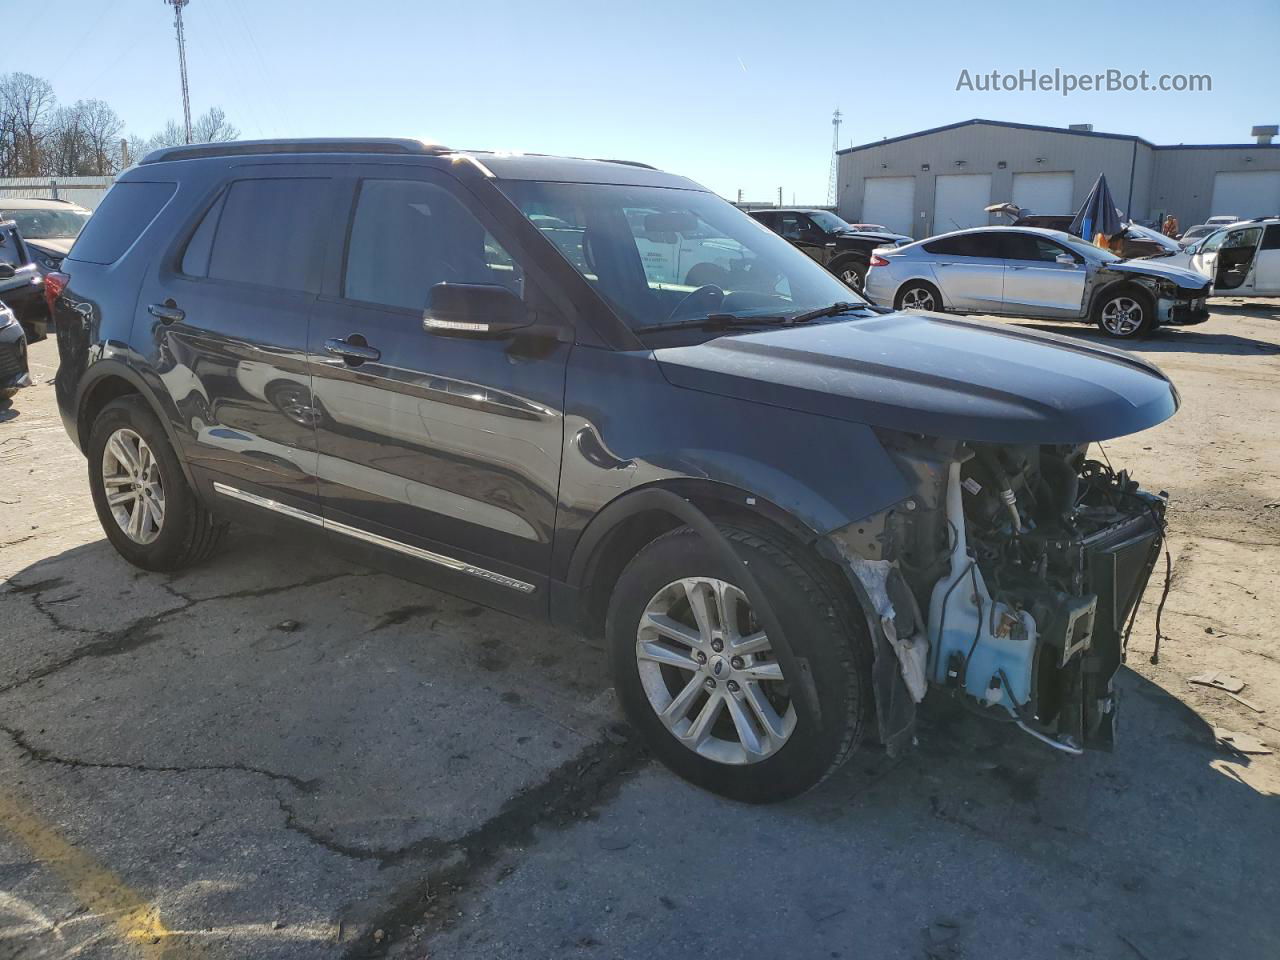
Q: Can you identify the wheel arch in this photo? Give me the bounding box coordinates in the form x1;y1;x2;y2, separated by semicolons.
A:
562;480;843;727
565;479;825;635
76;361;199;489
894;275;943;310
1087;276;1155;319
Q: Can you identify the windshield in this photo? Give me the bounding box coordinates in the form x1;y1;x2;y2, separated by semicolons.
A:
1198;230;1227;253
807;210;853;233
499;182;865;330
2;208;91;239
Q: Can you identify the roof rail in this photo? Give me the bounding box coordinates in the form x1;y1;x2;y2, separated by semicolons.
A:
588;157;658;170
139;138;450;165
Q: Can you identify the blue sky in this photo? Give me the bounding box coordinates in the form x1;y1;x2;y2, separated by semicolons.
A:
7;0;1276;201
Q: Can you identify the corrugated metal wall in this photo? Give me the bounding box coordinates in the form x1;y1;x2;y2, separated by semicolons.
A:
0;176;115;210
1149;149;1280;226
836;123;1146;236
837;121;1280;235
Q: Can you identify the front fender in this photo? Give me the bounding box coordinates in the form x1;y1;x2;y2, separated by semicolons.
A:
554;347;914;583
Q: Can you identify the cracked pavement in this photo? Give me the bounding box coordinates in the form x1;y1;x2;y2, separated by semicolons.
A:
2;305;1279;959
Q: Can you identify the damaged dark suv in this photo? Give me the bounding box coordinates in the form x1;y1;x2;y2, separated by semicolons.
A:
51;140;1176;802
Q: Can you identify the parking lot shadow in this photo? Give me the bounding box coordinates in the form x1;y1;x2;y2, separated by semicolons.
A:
1;530;623;957
1018;320;1280;356
3;530;1277;959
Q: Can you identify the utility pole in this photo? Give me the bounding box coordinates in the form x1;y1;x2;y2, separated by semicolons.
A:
165;0;194;144
826;108;842;207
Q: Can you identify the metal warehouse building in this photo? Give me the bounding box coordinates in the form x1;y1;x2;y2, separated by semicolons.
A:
836;119;1280;238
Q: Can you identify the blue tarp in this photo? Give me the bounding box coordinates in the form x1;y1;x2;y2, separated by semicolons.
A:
1070;174;1124;241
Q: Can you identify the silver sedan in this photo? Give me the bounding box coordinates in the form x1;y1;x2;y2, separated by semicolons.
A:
862;226;1211;339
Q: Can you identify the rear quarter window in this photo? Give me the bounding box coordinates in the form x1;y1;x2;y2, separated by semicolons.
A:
68;181;176;265
924;234;998;257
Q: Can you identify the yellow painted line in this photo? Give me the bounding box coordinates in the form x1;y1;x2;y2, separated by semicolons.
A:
0;785;190;958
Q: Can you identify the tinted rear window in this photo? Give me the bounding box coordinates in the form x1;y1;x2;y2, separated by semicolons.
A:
68;181;175;264
194;178;329;292
923;233;1004;257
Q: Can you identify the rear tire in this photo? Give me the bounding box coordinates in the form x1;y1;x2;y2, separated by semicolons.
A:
1093;286;1155;339
895;280;941;312
606;523;871;803
87;396;228;571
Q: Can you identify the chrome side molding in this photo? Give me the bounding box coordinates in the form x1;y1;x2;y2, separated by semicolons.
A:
211;482;536;594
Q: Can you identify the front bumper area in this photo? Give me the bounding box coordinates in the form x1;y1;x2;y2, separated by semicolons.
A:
1159;295;1210;326
0;320;31;393
826;438;1168;757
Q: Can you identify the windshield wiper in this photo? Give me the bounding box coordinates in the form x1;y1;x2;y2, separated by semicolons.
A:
636;313;792;335
637;301;871;336
785;301;870;324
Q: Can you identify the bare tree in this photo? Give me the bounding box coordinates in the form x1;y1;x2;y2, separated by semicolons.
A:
0;71;235;175
79;99;125;174
192;107;239;144
0;72;56;176
45;105;88;176
129;107;239;161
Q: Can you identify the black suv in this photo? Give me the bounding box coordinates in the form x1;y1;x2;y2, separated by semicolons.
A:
52;140;1176;801
747;208;911;290
0;218;49;342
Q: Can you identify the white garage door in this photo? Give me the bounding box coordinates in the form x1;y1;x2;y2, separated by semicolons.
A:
861;177;915;237
934;174;992;233
1210;171;1280;220
1012;172;1074;216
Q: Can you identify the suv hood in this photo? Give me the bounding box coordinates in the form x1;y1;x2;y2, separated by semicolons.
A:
655;311;1178;444
1104;259;1210;289
837;230;911;245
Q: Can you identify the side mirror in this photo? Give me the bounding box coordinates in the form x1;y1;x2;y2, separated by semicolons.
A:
423;282;530;337
0;263;15;281
1055;253;1077;266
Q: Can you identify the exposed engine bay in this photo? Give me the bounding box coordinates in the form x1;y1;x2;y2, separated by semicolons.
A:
829;435;1167;755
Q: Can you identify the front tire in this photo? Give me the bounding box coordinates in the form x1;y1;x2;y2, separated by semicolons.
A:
87;396;228;571
606;524;871;803
830;255;867;292
1093;286;1155;339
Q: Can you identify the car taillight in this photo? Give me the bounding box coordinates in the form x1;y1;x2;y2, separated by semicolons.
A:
869;255;890;268
44;271;69;315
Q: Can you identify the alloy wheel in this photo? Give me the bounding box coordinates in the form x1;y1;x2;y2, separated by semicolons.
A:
101;428;165;544
840;267;864;290
635;577;796;765
900;286;935;310
1100;296;1143;336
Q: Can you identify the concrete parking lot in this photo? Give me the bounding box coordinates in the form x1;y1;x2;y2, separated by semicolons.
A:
2;304;1278;960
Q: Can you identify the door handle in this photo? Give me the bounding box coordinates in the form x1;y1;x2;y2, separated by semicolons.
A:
1009;265;1029;271
324;336;381;364
148;300;185;324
